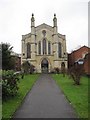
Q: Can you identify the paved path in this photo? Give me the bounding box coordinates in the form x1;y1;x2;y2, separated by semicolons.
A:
13;74;77;118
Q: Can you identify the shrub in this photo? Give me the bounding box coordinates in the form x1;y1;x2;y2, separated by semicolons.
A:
54;67;60;74
2;70;20;100
29;64;35;74
50;69;56;74
21;61;30;74
22;61;35;74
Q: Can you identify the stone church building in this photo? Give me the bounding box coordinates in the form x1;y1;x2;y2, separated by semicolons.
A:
21;14;67;73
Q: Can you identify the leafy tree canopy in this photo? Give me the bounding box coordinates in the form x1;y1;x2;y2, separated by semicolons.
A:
2;43;15;70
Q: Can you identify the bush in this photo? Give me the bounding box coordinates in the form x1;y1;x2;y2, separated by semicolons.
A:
54;67;60;74
2;70;20;100
29;64;35;74
50;69;56;74
21;61;35;74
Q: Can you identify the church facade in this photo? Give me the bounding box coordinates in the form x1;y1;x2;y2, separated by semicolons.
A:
21;14;67;73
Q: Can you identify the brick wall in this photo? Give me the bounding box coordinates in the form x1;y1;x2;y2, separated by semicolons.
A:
84;53;90;75
68;46;90;75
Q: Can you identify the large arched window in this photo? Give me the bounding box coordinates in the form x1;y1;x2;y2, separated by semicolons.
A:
38;41;41;54
48;41;51;55
58;42;62;58
43;39;47;54
27;43;31;58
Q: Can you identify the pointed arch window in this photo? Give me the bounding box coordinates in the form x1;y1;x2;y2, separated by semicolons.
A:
48;41;51;55
38;41;41;54
27;43;31;58
43;39;47;54
58;42;62;58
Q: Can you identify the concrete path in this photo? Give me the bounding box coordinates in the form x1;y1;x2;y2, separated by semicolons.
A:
13;74;77;118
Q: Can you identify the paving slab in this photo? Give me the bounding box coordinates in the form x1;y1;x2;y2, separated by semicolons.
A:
13;74;77;118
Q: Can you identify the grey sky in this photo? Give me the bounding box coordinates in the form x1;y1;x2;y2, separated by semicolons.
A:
0;0;88;53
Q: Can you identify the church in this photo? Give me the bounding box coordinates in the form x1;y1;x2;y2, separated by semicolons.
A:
21;14;67;73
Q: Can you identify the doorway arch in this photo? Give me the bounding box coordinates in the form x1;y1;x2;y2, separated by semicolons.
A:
41;58;48;73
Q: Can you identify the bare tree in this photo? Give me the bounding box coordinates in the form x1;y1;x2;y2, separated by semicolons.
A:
68;62;84;85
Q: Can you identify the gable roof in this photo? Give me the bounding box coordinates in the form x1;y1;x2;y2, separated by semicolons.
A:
35;23;53;32
22;33;31;40
22;23;65;40
69;45;90;54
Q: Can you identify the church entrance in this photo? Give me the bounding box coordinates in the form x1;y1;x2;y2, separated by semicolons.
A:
41;58;48;73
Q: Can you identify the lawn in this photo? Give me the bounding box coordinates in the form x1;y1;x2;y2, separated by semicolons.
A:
52;74;88;118
2;74;39;119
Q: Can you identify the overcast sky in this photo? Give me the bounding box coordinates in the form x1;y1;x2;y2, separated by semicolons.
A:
0;0;89;54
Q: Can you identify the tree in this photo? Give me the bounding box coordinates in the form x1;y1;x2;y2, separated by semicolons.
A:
2;43;15;70
22;61;30;74
61;62;66;77
22;61;35;74
68;63;84;85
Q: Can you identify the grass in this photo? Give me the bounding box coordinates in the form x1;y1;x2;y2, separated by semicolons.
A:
2;74;39;119
52;74;88;118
